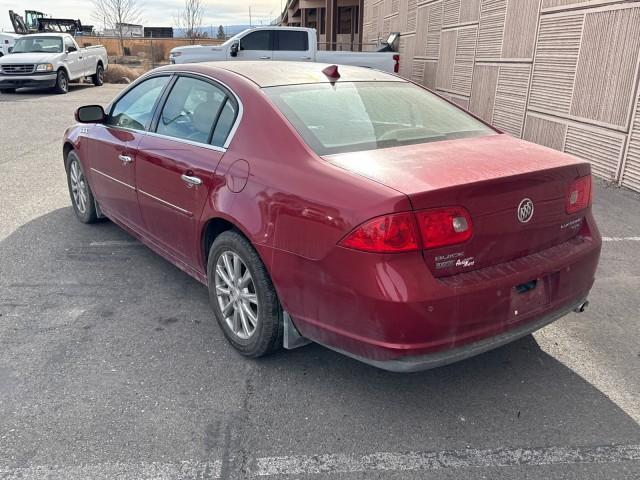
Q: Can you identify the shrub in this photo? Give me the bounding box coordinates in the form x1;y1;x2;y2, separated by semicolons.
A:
104;64;140;84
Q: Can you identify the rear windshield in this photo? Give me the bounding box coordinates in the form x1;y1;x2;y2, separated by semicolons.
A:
264;82;495;155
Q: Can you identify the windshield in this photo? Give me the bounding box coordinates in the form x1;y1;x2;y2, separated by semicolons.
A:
11;36;63;54
264;82;496;155
221;30;245;46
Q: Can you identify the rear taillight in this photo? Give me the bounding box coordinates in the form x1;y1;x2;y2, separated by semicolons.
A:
566;175;592;214
339;212;419;253
393;54;400;74
415;207;473;249
339;206;473;253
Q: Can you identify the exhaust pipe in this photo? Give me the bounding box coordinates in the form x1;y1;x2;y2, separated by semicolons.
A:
573;300;589;313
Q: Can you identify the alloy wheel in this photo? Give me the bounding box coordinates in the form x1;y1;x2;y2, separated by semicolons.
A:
69;160;88;214
214;250;259;340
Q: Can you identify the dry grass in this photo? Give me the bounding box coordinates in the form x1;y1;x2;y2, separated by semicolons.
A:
104;64;141;84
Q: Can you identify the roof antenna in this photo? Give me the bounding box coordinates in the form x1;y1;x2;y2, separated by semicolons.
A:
322;65;340;82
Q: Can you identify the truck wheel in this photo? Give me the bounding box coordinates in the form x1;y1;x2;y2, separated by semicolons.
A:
92;64;104;86
0;88;16;94
53;70;69;94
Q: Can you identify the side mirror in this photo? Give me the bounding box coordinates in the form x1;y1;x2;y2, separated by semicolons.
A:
67;45;77;53
7;47;12;53
230;41;239;57
75;105;106;123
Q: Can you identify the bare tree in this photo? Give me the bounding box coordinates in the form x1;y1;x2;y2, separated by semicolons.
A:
93;0;142;55
175;0;204;43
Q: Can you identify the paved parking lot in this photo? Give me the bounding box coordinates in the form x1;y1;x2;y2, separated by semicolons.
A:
0;85;639;479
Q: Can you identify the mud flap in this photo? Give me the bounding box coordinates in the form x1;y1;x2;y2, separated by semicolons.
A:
283;312;311;350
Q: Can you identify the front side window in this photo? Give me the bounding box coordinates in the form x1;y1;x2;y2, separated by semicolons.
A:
265;82;496;155
64;37;75;51
276;31;308;51
156;76;227;144
107;76;170;131
241;30;271;51
11;36;62;54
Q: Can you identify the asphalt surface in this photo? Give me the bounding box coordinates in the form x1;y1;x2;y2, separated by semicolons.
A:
0;84;639;480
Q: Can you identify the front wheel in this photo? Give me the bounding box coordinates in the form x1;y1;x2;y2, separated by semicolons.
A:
92;64;104;86
0;88;15;94
207;231;283;358
53;70;69;94
65;150;98;223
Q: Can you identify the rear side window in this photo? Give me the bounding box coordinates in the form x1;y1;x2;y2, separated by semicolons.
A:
241;30;271;51
265;82;495;155
276;31;308;51
156;76;227;144
211;99;238;147
108;76;170;131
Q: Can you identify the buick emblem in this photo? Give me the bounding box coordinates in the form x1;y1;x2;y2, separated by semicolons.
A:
517;198;534;223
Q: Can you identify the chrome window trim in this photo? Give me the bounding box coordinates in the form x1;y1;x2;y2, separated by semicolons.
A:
90;168;135;190
138;189;192;217
105;69;244;150
142;130;227;153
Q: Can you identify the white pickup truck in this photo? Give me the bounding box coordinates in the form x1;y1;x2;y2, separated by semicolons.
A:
170;27;400;74
0;33;108;94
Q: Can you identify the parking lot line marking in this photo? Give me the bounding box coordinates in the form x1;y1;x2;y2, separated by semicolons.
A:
254;444;640;476
89;240;142;247
1;445;639;478
602;237;640;241
0;460;222;480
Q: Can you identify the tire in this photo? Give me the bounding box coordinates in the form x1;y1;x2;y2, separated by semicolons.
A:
92;64;104;86
207;231;283;358
65;150;98;224
0;88;15;94
53;69;69;94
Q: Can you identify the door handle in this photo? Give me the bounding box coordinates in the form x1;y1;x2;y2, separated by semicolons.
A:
259;56;271;60
181;174;202;186
118;154;133;164
300;56;311;60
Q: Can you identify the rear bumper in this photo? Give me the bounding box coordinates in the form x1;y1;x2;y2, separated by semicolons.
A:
319;297;587;372
270;214;601;369
0;73;57;89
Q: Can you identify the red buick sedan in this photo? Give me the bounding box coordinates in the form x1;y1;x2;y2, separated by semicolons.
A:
63;61;601;372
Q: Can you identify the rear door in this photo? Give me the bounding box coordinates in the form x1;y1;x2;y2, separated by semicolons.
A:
135;74;239;266
237;29;273;60
87;75;171;230
272;30;312;61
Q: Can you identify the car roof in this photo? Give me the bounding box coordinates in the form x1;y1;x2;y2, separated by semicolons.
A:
194;61;406;88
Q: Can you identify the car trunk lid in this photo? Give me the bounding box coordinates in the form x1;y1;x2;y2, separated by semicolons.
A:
325;134;591;277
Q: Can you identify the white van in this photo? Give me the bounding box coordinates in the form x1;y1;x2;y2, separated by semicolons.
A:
0;32;21;57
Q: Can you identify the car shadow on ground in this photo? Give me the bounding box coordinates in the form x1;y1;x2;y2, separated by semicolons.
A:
1;207;639;467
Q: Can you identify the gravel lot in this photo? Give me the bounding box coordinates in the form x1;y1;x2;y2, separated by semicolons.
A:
0;84;639;480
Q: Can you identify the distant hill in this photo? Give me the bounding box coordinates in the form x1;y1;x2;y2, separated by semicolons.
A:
173;25;253;39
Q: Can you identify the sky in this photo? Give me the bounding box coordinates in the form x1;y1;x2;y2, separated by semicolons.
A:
0;0;286;32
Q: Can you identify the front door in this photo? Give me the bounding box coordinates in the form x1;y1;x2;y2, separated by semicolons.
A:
135;75;239;266
237;29;273;61
87;75;171;230
62;37;83;78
